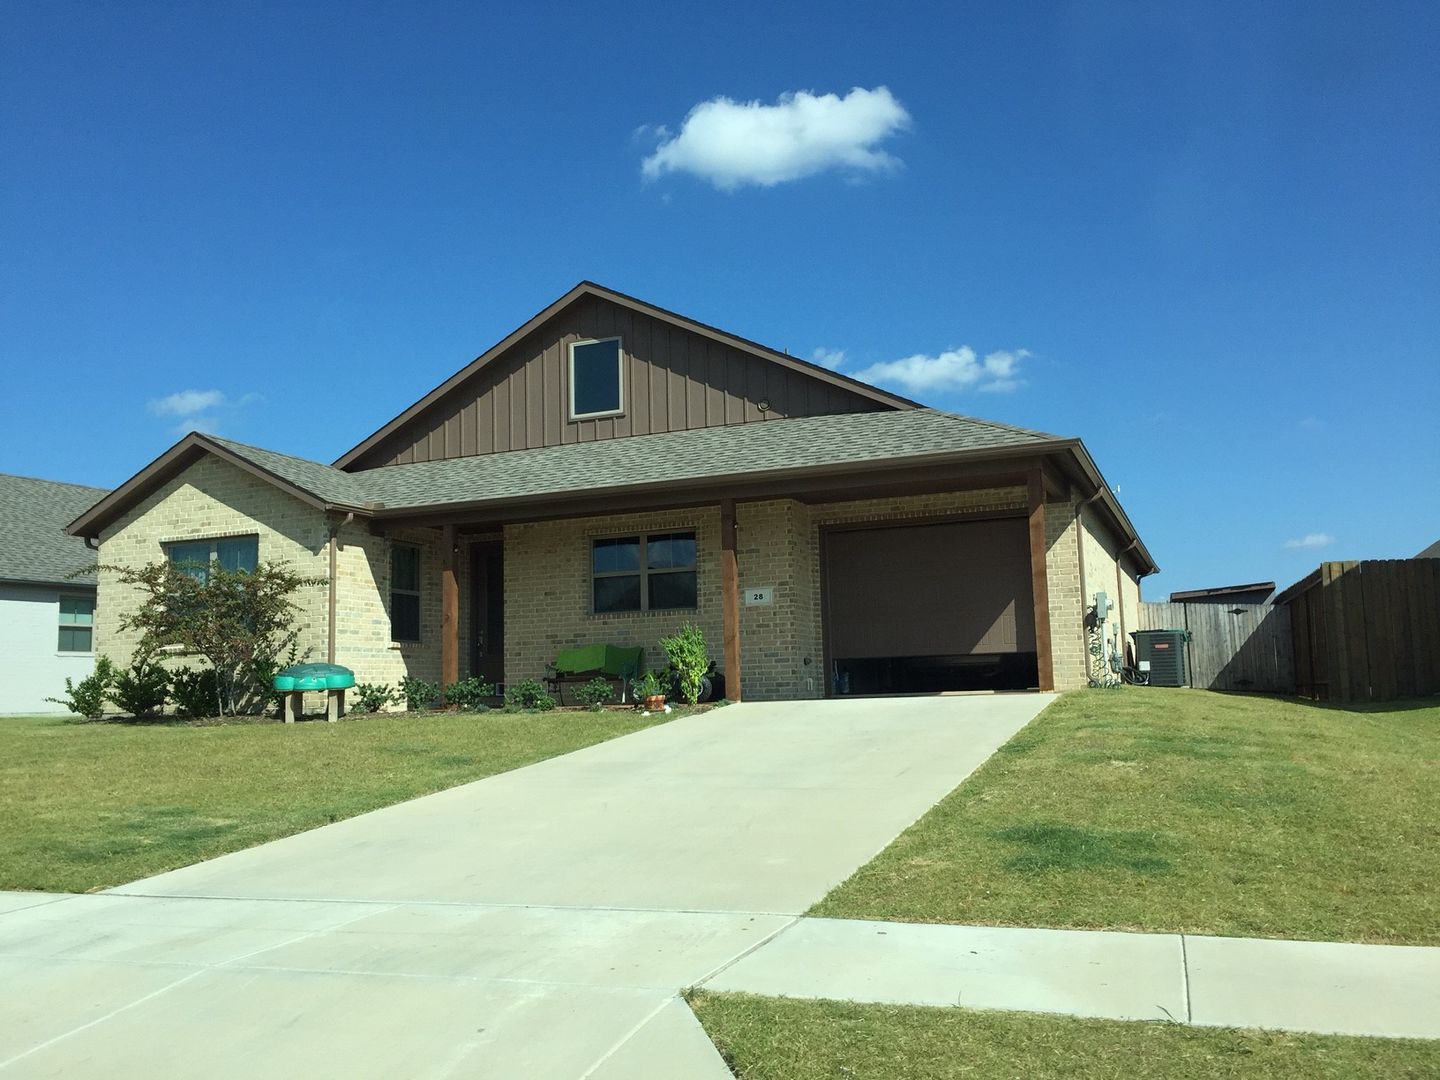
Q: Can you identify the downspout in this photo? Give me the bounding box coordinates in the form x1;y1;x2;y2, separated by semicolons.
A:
327;512;354;666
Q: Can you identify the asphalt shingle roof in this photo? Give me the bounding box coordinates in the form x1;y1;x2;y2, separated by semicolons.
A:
0;474;111;585
211;410;1060;513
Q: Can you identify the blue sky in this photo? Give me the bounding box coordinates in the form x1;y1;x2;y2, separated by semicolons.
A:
3;1;1437;595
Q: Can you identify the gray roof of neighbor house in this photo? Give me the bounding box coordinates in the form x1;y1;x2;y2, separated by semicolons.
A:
0;474;111;586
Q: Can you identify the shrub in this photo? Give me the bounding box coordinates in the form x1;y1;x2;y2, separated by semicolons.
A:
352;683;398;713
398;676;441;712
108;655;170;717
660;622;710;705
46;657;116;720
504;679;556;711
246;640;302;717
170;666;222;718
444;676;495;712
571;676;614;712
630;669;666;700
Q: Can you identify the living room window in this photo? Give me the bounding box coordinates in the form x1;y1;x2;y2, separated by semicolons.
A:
592;531;697;613
391;542;422;642
569;337;624;420
57;595;95;653
165;535;259;583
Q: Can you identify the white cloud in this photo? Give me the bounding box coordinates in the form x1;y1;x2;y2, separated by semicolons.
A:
854;346;1031;394
1284;533;1335;550
147;388;260;435
641;86;911;190
810;347;847;370
149;389;226;417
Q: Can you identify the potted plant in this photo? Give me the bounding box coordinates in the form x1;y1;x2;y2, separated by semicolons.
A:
631;670;668;712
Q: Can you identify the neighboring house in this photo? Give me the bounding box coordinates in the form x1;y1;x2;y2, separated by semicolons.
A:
1168;582;1276;606
0;474;111;714
1418;539;1440;559
66;282;1158;701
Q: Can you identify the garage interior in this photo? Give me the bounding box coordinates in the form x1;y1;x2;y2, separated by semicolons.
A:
822;516;1040;695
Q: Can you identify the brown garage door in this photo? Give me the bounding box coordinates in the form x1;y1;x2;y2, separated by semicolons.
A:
824;517;1036;661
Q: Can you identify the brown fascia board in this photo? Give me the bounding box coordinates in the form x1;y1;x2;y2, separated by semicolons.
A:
1168;582;1276;602
370;443;1058;529
66;433;371;540
330;281;921;470
1055;440;1160;577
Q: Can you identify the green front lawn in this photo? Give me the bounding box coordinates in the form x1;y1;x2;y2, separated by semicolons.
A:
812;689;1440;944
689;992;1440;1080
0;709;673;893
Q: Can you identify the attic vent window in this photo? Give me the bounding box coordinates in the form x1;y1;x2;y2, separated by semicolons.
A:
569;337;624;420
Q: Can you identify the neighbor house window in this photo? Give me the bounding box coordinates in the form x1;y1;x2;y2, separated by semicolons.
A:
569;337;624;420
592;531;697;613
166;535;259;583
391;542;421;642
58;595;95;653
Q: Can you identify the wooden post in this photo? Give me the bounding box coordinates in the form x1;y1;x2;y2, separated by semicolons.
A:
441;525;459;690
1027;470;1054;691
720;499;742;702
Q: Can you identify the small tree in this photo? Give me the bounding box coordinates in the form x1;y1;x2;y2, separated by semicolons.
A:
97;559;326;717
660;622;710;705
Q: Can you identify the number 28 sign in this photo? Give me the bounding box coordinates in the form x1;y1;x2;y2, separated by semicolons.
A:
743;586;775;607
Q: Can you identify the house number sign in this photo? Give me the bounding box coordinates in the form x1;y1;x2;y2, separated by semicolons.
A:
743;586;775;607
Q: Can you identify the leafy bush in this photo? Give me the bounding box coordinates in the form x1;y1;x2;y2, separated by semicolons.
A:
660;622;711;705
630;669;666;700
247;640;302;717
108;655;169;717
398;676;440;712
46;657;116;720
444;676;495;712
170;666;222;718
504;679;556;711
352;683;398;713
571;676;614;712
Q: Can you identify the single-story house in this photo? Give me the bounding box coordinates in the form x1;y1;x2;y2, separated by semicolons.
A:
67;282;1157;701
1;473;111;713
1168;582;1276;606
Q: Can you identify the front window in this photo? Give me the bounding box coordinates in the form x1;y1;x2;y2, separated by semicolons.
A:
592;531;697;613
391;543;421;642
166;535;259;583
569;337;624;420
58;595;95;653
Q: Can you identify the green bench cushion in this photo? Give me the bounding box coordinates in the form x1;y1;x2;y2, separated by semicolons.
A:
273;663;356;692
551;644;643;678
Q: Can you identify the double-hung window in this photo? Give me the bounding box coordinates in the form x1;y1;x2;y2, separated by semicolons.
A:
569;337;624;420
58;595;95;653
592;531;697;613
166;535;259;583
391;543;422;642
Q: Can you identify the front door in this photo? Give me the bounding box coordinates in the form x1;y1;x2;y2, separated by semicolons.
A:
469;540;505;689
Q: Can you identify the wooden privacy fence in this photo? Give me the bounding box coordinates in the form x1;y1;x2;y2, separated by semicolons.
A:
1276;560;1440;703
1137;601;1295;693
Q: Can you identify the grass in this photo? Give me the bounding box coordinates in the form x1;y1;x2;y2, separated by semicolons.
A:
688;991;1440;1079
811;688;1440;944
0;707;682;893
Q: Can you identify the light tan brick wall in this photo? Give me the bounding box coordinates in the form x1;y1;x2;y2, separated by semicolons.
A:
95;455;447;705
1045;496;1088;690
504;507;725;693
1075;505;1143;676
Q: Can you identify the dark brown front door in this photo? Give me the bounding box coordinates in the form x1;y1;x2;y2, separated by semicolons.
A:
469;540;504;688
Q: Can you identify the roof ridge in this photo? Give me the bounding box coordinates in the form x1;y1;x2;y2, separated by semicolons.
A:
0;472;110;493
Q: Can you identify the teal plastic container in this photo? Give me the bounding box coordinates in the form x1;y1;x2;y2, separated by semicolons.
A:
272;663;356;692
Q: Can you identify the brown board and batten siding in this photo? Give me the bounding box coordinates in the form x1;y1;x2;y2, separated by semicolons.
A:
353;294;885;468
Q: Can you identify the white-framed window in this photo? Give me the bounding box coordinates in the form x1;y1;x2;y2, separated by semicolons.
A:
591;531;697;613
569;337;624;420
391;542;422;642
58;594;95;653
165;535;259;583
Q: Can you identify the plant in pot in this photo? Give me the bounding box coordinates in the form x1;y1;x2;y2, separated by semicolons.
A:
631;670;668;713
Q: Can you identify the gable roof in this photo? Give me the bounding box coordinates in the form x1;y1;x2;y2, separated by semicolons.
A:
331;281;921;470
0;474;111;586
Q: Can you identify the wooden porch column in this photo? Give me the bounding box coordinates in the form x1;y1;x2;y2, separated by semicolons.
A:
720;499;742;702
441;524;459;689
1027;470;1055;691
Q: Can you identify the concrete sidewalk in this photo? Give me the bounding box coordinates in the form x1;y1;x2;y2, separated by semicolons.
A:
703;916;1440;1041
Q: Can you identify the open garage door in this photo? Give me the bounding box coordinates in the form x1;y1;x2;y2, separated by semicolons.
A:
822;516;1039;694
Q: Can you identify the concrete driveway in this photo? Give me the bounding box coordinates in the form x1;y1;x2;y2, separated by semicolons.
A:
0;694;1048;1078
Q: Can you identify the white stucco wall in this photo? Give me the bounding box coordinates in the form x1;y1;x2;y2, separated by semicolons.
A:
0;583;98;714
